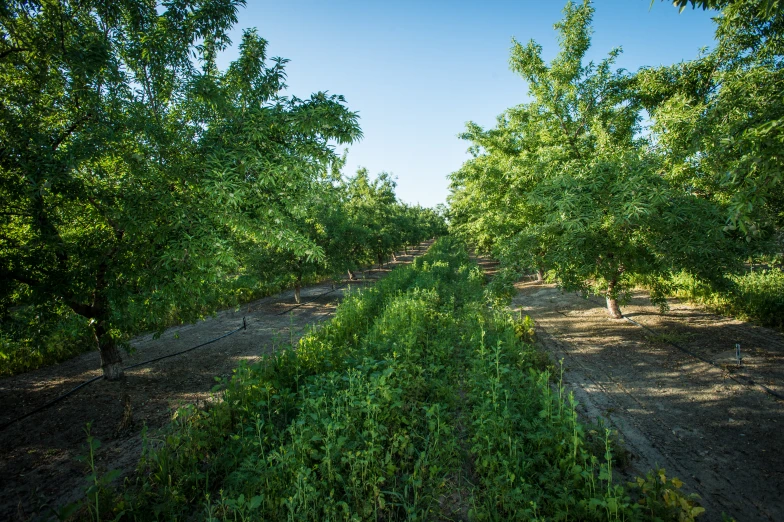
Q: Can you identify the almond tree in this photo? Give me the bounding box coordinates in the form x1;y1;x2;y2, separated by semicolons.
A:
344;168;400;268
0;1;360;379
638;0;783;242
449;0;739;317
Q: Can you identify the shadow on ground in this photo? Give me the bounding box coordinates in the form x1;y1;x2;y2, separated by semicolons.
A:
513;282;784;522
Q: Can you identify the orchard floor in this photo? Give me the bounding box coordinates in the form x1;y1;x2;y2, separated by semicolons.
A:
3;250;782;521
0;243;433;521
511;279;784;522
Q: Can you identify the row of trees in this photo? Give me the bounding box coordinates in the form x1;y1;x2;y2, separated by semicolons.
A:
0;1;443;379
268;161;446;304
449;0;782;318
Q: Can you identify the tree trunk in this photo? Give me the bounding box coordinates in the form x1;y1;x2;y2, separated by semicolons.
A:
95;323;123;380
606;278;623;319
378;253;384;268
392;252;397;262
404;245;408;255
536;266;544;283
294;282;301;304
92;263;123;380
348;269;355;280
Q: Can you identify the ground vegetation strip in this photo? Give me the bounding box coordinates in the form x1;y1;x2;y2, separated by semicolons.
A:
448;0;784;324
83;239;702;521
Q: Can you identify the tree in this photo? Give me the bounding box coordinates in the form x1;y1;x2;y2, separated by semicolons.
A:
0;1;360;379
449;111;554;282
656;0;781;19
400;204;446;253
344;168;400;268
637;0;783;244
449;0;740;317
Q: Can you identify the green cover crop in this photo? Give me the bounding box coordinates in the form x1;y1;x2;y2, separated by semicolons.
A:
117;239;702;521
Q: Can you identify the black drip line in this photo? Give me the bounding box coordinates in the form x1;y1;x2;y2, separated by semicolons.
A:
0;319;247;432
577;294;784;402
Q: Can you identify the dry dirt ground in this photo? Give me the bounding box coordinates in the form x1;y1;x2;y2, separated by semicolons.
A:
511;279;784;522
0;243;432;521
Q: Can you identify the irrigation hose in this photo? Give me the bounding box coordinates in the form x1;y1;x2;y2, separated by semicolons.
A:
578;294;784;402
274;283;348;316
621;314;784;402
0;375;104;432
0;318;247;432
122;319;247;371
0;246;429;432
273;247;429;317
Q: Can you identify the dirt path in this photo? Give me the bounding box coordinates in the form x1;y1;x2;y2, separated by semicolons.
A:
511;281;784;522
0;243;432;521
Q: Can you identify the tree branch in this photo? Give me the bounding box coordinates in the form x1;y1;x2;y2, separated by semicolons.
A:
557;115;583;160
0;47;30;60
86;195;124;242
2;269;41;290
52;113;91;152
3;268;97;319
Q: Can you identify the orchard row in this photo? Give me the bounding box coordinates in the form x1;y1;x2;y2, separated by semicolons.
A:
0;2;444;377
81;238;703;520
449;0;784;323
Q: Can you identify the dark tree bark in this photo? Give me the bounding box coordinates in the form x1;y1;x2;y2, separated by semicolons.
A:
92;261;124;379
10;266;126;380
294;273;302;304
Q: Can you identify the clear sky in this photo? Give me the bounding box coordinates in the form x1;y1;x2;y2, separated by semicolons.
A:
216;1;719;208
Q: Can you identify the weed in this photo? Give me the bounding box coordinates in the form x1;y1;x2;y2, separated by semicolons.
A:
54;423;124;521
644;331;695;346
673;268;784;330
627;468;705;521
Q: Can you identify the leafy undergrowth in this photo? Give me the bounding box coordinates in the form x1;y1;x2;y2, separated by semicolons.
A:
0;305;96;377
82;238;703;521
673;268;784;331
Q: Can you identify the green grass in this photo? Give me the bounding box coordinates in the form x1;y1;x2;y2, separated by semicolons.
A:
673;268;784;331
74;238;703;521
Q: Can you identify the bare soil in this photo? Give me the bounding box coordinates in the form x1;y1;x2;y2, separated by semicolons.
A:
512;280;784;522
0;243;432;521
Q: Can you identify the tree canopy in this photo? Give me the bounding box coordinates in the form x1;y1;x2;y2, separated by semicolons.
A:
449;0;776;318
0;1;443;378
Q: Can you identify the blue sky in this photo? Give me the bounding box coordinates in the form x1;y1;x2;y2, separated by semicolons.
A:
217;1;718;208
